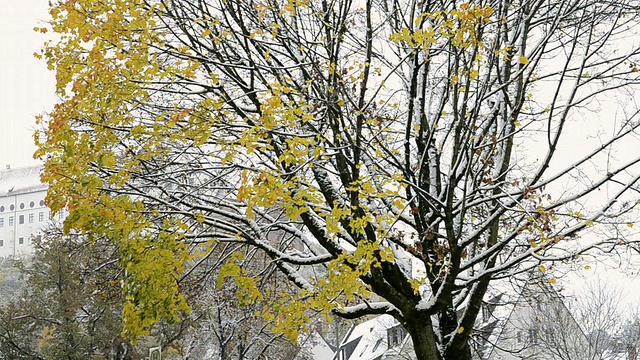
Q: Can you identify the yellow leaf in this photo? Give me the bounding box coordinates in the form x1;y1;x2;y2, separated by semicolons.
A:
457;326;464;334
201;29;213;37
539;265;546;273
549;278;557;284
585;265;591;270
627;223;634;228
380;247;395;263
586;220;594;226
519;56;529;65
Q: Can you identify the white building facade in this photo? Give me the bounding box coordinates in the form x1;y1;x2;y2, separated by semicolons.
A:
0;165;54;257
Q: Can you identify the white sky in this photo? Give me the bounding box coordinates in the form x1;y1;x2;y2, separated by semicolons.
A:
0;0;55;168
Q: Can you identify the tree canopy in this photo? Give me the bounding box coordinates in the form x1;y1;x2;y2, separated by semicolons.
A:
36;0;640;359
0;235;141;359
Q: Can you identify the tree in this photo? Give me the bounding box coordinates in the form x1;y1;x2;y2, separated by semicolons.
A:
0;234;143;359
574;278;627;360
36;0;640;359
546;277;639;360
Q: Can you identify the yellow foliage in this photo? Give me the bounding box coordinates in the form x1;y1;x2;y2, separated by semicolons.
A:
391;3;493;50
38;325;55;351
218;253;264;306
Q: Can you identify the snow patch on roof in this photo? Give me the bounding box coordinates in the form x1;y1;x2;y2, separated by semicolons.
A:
338;314;408;360
297;331;335;360
0;165;45;196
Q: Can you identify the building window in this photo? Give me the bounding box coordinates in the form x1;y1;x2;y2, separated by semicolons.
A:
19;203;24;210
58;211;64;220
18;237;23;245
18;215;24;225
29;201;34;208
516;330;524;344
387;325;406;349
359;345;369;357
372;338;383;353
39;200;45;206
482;305;489;320
0;206;4;212
9;204;14;211
28;213;34;223
39;212;44;222
0;218;3;228
9;217;13;226
0;240;4;247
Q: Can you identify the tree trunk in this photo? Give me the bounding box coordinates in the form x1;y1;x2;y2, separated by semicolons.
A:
405;311;474;360
444;342;472;360
404;313;441;360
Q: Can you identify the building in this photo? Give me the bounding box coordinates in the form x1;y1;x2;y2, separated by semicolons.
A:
333;314;415;360
0;165;52;257
478;277;600;360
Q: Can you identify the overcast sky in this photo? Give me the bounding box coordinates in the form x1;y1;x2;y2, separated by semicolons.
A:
0;0;55;169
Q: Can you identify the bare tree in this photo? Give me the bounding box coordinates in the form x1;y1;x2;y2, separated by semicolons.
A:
37;0;640;359
574;278;627;359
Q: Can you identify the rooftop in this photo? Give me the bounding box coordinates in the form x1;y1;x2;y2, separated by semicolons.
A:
336;314;412;360
0;165;46;197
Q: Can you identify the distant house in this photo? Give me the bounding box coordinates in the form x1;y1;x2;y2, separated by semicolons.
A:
624;339;640;360
0;165;55;257
478;277;601;360
332;314;415;360
602;336;640;360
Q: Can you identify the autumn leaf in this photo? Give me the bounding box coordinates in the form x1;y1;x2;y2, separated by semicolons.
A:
519;55;529;65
